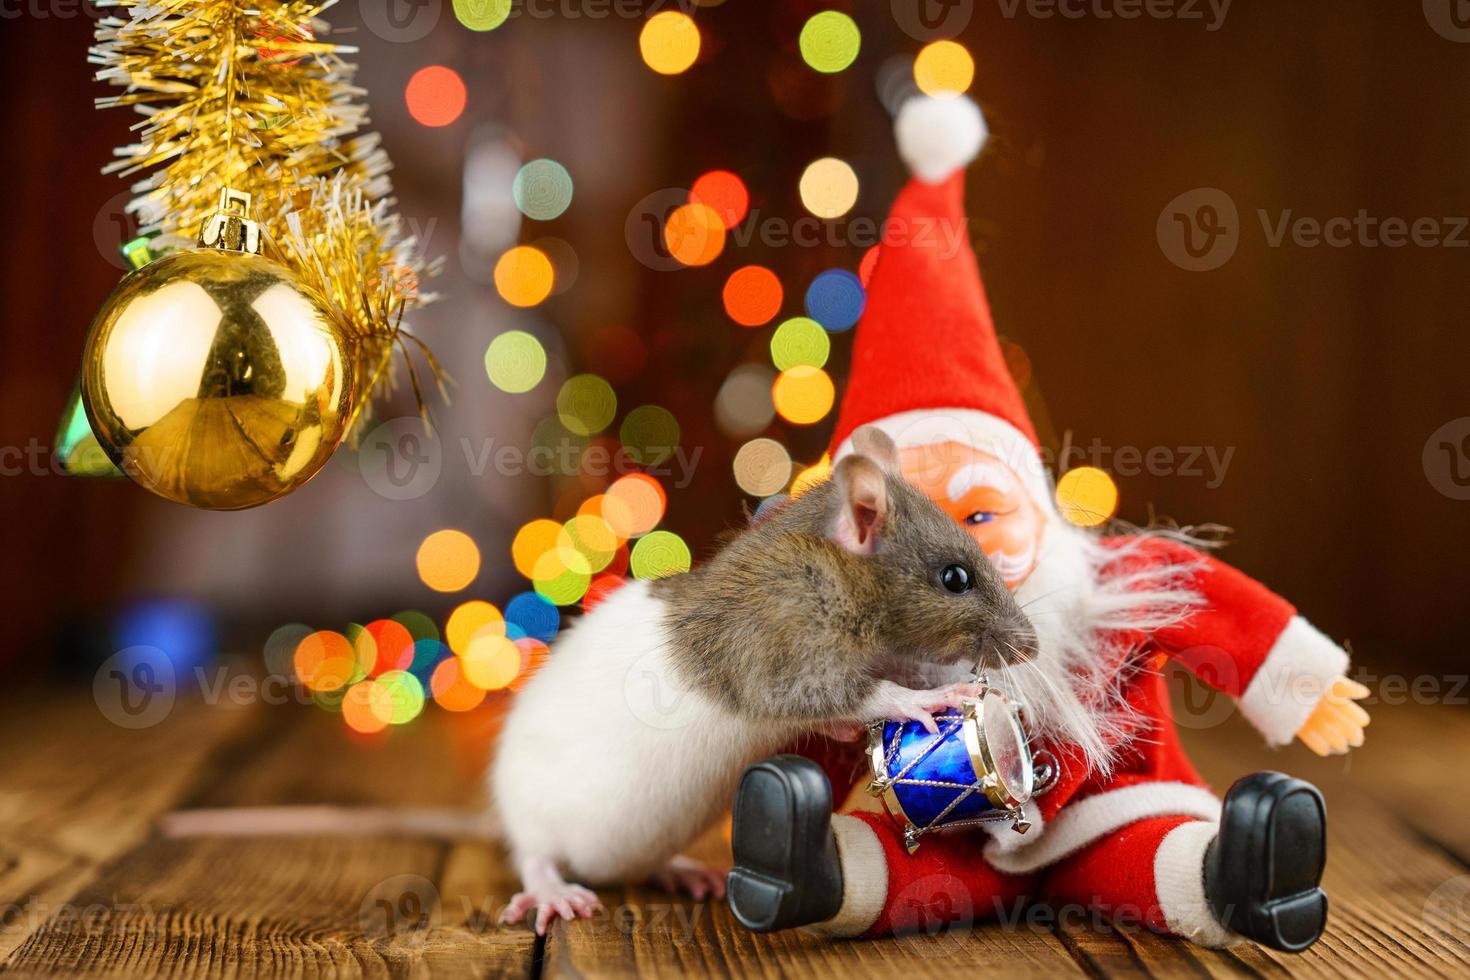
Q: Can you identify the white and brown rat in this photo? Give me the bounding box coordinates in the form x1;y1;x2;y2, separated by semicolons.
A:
163;426;1037;935
490;426;1037;931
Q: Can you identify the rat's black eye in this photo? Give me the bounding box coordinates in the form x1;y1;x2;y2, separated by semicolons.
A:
939;564;973;594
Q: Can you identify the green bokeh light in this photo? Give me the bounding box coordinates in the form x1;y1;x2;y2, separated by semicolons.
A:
770;316;831;370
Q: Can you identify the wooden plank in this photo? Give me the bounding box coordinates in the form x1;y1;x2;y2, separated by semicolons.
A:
2;702;536;979
0;689;262;964
1180;705;1470;980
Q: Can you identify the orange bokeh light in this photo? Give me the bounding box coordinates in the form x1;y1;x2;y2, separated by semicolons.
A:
723;266;783;327
430;657;488;712
405;65;467;128
602;474;666;538
416;529;481;592
358;619;415;676
294;630;358;692
663;203;725;267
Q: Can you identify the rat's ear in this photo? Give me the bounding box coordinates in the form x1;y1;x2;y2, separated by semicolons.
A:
850;425;900;474
830;454;889;555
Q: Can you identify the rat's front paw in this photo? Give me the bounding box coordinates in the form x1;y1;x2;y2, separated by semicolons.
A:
862;681;984;733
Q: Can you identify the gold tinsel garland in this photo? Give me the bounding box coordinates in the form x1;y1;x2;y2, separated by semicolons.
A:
90;0;443;434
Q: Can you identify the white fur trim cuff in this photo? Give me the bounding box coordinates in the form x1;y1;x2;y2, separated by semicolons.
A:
985;782;1221;875
833;408;1053;510
805;816;888;938
1238;616;1350;747
1155;820;1239;948
978;800;1044;855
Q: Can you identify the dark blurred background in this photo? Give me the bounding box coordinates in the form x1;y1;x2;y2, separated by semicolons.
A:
2;0;1467;694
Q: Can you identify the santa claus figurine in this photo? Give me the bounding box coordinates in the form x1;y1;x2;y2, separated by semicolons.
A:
726;94;1371;952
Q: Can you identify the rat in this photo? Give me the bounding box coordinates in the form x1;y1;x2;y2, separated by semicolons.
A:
489;425;1038;932
161;426;1037;936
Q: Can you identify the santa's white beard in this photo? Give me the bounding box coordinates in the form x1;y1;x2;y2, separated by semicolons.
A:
984;519;1202;778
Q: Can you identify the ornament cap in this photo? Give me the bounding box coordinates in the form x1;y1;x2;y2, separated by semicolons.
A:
198;188;263;255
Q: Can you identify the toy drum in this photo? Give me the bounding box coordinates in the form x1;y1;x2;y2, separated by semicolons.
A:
867;688;1057;853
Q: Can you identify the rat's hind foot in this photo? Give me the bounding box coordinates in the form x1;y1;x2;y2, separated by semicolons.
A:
500;856;602;935
651;854;727;901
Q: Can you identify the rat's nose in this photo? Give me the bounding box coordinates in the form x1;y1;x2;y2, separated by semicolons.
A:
978;615;1038;666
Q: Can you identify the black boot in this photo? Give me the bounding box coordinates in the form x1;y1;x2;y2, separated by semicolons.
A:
1205;771;1328;952
727;755;844;932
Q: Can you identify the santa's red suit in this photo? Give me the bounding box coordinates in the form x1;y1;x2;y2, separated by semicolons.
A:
790;95;1350;946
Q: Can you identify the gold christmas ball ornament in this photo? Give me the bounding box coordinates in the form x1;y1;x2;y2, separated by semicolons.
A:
81;192;356;509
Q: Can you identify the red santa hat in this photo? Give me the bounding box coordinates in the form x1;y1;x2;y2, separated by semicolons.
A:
830;95;1050;505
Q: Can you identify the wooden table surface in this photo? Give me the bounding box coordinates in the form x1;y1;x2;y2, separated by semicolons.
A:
0;685;1465;978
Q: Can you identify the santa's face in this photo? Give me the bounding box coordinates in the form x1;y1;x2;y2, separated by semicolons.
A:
898;440;1047;589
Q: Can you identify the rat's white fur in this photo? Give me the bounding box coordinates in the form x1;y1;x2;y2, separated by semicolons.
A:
491;579;802;884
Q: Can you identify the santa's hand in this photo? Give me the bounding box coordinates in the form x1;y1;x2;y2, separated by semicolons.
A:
1295;676;1370;756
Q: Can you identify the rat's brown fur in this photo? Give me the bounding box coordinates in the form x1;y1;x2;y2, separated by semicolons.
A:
652;440;1036;722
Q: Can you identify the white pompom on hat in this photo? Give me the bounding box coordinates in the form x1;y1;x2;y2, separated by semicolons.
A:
894;94;988;185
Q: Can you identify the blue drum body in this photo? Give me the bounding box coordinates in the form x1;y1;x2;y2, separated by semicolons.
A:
873;710;997;829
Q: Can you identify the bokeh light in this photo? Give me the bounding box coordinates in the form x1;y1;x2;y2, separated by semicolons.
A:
453;0;510;30
512;519;563;578
557;374;618;435
416;529;481;592
631;530;692;579
1055;466;1120;527
494;245;555;307
294;630;359;692
733;438;793;497
663;203;725;266
798;157;859;218
462;632;523;691
263;622;311;678
715;364;777;437
772;366;836;425
723;266;783;327
805;268;865;331
690;170;749;229
513;159;574;221
376;670;426;725
533;546;593;606
506;591;561;642
770;316;831;370
914;40;975;96
359;618;415;676
405;66;467;128
602;474;666;538
620;405;680;466
431;656;487;712
446;600;504;655
563;514;619;572
640;11;701;74
792;454;833;495
484;330;547;393
392;610;439;644
342;680;390;734
798;11;860;74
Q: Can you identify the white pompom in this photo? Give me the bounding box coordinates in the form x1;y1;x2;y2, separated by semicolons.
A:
894;95;988;184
